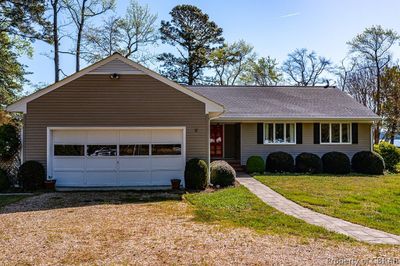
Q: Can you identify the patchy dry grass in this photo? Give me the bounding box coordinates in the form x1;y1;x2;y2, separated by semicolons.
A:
0;192;399;265
184;186;349;241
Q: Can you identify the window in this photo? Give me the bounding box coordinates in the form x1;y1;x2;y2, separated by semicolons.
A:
119;144;149;156
54;145;84;156
87;145;117;156
320;123;351;144
264;123;296;144
152;144;181;155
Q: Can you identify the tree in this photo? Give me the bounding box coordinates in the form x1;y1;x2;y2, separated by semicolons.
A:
0;33;29;110
282;48;331;86
82;0;158;63
158;5;224;85
62;0;115;71
82;16;122;63
49;0;63;82
119;0;158;60
239;57;282;85
335;58;378;113
381;66;400;144
347;25;400;143
210;40;255;85
0;0;51;41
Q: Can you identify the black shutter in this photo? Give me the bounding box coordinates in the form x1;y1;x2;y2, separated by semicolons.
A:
296;123;303;144
352;123;358;144
313;123;320;144
257;123;263;144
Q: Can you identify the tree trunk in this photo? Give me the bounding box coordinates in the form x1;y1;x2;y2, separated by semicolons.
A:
390;122;396;144
374;62;381;144
52;0;60;82
75;0;87;72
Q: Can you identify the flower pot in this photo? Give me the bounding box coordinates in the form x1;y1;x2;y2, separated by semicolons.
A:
170;179;181;190
44;179;56;191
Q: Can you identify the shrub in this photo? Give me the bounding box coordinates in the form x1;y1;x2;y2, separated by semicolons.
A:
265;152;294;173
184;158;208;190
246;156;265;174
0;124;20;161
321;152;351;174
18;161;45;190
0;169;10;191
374;142;400;172
295;153;322;174
210;160;236;187
352;151;385;175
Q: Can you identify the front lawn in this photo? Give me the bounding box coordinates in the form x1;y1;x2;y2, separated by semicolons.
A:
255;174;400;235
0;195;29;208
184;186;349;241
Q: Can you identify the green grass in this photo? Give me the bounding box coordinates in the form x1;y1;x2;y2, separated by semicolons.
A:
184;186;350;241
255;174;400;235
0;195;29;208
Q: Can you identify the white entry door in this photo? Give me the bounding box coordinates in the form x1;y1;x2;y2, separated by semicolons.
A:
50;128;185;187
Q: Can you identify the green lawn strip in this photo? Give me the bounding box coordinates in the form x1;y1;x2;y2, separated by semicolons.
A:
255;174;400;235
0;195;30;208
184;186;350;241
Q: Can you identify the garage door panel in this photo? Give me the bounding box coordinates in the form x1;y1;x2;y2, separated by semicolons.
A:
53;158;85;170
119;157;150;171
87;130;118;144
152;170;183;185
86;158;116;171
86;171;117;186
151;129;182;143
54;171;84;186
119;129;151;143
53;130;86;144
152;157;183;170
119;171;151;186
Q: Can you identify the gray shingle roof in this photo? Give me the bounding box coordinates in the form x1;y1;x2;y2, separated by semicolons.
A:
187;86;379;120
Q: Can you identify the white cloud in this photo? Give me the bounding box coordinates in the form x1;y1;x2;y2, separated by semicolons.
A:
280;12;300;18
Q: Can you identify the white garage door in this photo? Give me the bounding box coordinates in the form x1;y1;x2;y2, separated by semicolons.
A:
50;128;185;187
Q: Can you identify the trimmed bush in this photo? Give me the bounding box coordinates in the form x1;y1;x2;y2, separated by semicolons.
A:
0;169;10;191
265;152;294;173
210;160;236;187
0;124;20;161
352;151;385;175
374;142;400;172
184;158;208;190
295;153;322;174
246;156;265;174
321;152;351;174
18;161;45;190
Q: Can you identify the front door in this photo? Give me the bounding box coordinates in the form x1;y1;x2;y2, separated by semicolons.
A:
210;125;223;158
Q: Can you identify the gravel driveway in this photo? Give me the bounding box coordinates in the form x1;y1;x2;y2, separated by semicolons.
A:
0;192;398;265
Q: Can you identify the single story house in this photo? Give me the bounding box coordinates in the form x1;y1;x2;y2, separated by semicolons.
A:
7;53;379;189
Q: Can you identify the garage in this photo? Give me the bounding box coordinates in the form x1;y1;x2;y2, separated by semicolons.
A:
48;127;185;188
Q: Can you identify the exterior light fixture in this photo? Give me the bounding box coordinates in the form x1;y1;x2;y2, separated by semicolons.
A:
110;73;120;79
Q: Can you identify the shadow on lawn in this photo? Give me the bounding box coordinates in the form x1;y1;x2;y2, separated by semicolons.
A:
0;191;184;214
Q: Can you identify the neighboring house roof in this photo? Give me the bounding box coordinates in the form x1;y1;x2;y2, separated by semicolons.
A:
6;53;224;114
187;86;379;121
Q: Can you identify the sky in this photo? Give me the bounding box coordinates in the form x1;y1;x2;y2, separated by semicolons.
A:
20;0;400;93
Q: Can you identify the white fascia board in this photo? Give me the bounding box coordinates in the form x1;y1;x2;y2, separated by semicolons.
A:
7;54;224;114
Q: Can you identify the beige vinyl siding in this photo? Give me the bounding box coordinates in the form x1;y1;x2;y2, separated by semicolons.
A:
240;123;372;165
24;74;208;169
89;59;141;73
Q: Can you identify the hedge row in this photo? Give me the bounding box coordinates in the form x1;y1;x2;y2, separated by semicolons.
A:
246;151;385;175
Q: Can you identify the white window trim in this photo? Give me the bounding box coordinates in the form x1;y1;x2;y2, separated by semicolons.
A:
263;122;296;145
320;123;352;145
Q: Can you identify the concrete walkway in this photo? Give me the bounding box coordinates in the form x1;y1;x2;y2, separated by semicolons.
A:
237;175;400;245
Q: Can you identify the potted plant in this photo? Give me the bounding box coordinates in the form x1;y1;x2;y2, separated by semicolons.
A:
44;176;56;191
170;179;181;190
